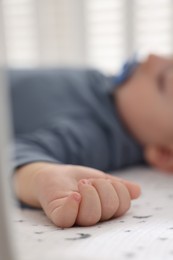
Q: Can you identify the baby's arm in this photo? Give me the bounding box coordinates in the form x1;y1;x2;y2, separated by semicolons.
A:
13;162;141;228
12;109;141;228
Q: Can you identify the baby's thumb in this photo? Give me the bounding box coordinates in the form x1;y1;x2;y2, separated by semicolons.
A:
46;192;81;228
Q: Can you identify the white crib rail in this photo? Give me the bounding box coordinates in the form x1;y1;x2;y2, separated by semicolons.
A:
0;3;17;260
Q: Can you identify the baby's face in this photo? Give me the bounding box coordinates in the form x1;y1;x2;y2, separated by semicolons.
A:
117;54;173;149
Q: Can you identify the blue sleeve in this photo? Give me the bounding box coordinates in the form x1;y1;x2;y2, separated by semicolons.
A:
10;68;144;172
13;116;111;171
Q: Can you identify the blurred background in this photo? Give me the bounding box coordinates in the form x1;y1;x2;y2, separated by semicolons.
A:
2;0;173;73
0;2;173;259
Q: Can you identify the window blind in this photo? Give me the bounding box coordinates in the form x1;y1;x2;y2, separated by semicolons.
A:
133;0;173;59
85;0;125;73
2;0;86;67
2;0;173;72
2;0;39;67
85;0;173;72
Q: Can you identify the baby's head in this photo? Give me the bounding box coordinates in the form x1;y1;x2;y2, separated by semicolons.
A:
116;54;173;172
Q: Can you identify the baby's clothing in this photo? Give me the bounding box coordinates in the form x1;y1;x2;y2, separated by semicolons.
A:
9;64;144;172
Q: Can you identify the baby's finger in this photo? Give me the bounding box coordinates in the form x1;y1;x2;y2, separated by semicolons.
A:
105;174;141;200
45;192;81;228
71;166;141;200
111;181;131;218
91;179;119;221
76;179;101;226
118;179;141;200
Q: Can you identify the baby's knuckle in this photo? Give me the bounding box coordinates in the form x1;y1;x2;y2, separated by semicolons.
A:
76;208;101;226
121;200;131;215
107;202;118;213
77;216;100;227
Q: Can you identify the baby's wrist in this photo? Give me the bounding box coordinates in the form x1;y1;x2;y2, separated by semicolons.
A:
14;162;58;207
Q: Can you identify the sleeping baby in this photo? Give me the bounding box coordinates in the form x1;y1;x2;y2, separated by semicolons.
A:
10;54;173;228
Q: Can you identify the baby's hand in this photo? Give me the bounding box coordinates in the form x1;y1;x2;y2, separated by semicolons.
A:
32;164;141;228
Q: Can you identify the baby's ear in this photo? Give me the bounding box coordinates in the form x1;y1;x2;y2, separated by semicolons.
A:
144;145;173;173
146;54;173;77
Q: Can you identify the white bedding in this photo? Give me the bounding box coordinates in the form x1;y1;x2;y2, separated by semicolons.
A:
13;167;173;260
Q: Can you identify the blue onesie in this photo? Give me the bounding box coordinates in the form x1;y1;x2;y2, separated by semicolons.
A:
9;60;144;172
